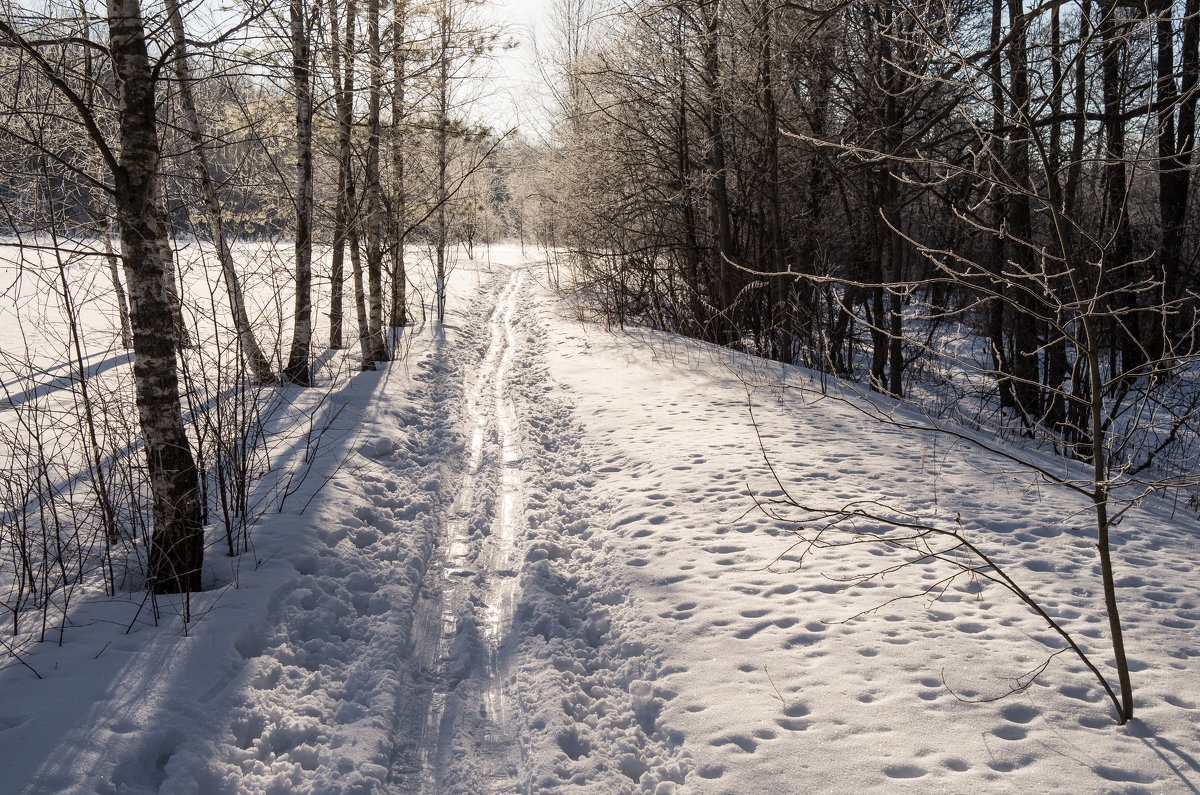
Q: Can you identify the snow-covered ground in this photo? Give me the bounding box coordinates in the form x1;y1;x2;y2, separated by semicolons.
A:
2;244;1199;793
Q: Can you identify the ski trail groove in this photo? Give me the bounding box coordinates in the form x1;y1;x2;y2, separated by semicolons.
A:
392;269;526;792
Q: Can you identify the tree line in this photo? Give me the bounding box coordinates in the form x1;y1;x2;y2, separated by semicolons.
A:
532;0;1199;724
540;0;1197;412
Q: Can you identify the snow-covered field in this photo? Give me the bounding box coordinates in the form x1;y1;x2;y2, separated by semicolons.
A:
2;244;1199;793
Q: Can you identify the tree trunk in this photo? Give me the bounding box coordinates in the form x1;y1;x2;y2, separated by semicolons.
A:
1100;0;1139;376
285;0;315;385
389;0;409;334
757;0;791;365
1044;2;1069;438
349;193;375;369
986;0;1016;413
364;0;388;361
1158;0;1199;347
1006;0;1040;423
105;0;203;594
1061;0;1093;451
435;0;450;324
328;0;357;350
674;7;704;338
1078;306;1134;723
880;6;903;398
801;51;832;368
102;228;133;350
153;183;191;348
869;232;888;392
885;172;903;399
699;0;736;346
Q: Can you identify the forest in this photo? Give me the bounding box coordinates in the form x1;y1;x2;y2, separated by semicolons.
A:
2;0;519;599
1;0;1199;789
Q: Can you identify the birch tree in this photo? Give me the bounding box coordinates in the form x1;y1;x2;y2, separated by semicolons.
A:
284;0;316;385
104;0;204;593
364;0;389;360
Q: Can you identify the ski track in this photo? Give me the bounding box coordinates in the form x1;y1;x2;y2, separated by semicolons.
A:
389;269;526;791
390;265;691;792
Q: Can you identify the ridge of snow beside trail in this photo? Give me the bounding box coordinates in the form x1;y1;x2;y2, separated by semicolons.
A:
496;268;691;791
0;268;484;793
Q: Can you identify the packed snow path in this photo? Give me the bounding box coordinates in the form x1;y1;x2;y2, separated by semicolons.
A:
2;246;1200;793
391;270;527;789
383;265;688;791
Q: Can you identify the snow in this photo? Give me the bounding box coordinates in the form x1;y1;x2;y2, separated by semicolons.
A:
2;243;1200;793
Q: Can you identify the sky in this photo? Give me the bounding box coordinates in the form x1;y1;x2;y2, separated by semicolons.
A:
191;0;559;139
484;0;558;138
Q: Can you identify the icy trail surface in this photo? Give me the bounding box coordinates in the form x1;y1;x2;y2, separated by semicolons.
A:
2;246;1200;793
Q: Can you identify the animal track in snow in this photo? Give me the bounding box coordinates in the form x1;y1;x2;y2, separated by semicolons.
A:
884;764;927;779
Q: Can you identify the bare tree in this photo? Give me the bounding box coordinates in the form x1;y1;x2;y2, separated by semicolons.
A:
284;0;316;385
363;0;390;361
388;0;411;337
106;0;204;594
